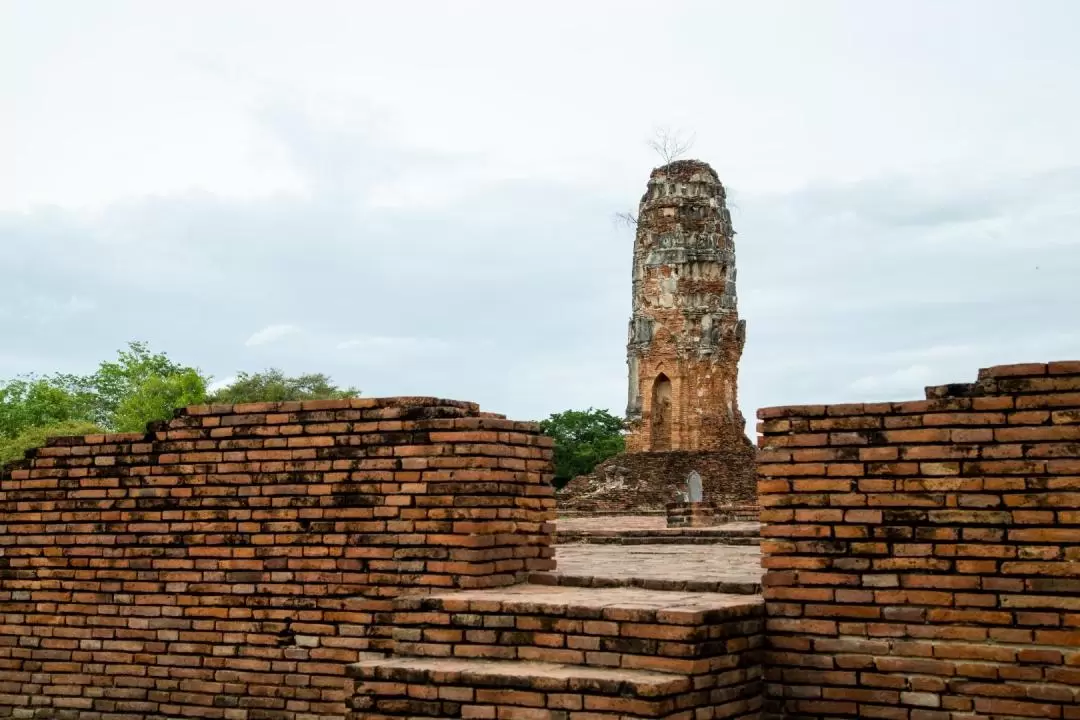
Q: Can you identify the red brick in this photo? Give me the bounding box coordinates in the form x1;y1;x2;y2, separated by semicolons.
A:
1017;392;1080;409
922;412;1005;426
759;405;828;419
759;463;827;477
950;428;993;443
883;429;951;444
1052;410;1080;424
861;447;900;461
996;425;1080;442
980;363;1048;378
1048;361;1080;375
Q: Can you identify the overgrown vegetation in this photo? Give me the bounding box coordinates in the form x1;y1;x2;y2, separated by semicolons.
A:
0;420;106;468
0;341;359;466
539;408;626;489
208;368;358;404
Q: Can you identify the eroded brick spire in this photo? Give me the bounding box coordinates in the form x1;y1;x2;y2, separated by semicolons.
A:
624;159;747;452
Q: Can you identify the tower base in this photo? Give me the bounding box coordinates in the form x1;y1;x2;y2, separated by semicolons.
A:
555;442;757;517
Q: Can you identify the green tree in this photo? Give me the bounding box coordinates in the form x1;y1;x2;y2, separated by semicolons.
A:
79;341;200;427
0;376;94;437
0;343;361;470
112;369;209;433
0;341;208;460
538;408;626;489
208;369;359;404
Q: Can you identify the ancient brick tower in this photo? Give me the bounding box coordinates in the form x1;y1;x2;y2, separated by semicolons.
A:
624;159;747;453
557;159;756;514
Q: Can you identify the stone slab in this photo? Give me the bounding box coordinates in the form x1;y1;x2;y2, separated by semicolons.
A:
350;656;692;696
405;583;759;617
557;516;759;533
545;544;763;594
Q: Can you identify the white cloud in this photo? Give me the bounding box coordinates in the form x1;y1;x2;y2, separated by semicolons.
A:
207;375;237;393
4;1;1080;424
850;365;936;395
245;324;301;347
10;293;99;324
887;344;977;361
64;295;96;313
336;335;452;357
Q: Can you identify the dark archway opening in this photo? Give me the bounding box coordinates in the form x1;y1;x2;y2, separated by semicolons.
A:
650;373;672;451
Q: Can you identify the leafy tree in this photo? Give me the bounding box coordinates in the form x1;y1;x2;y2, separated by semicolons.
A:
0;377;94;438
79;341;200;427
0;343;360;469
0;342;208;451
539;408;626;489
208;369;359;404
0;420;105;467
113;369;209;432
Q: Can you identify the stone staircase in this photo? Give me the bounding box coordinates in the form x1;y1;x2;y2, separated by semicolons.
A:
555;524;761;546
347;584;763;720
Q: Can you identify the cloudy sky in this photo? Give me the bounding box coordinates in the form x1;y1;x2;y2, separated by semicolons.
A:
4;0;1080;433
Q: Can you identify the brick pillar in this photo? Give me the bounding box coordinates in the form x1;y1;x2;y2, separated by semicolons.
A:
756;361;1080;720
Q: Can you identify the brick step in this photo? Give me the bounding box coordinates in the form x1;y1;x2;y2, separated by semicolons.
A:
387;584;762;675
554;521;761;545
556;534;760;546
558;527;760;538
347;657;762;720
529;572;761;596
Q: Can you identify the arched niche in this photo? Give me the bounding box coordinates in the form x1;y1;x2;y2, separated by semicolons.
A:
650;373;673;451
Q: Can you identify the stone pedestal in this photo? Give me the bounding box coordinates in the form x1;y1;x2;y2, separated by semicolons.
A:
666;500;717;528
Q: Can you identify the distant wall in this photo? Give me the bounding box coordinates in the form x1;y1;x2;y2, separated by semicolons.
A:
757;361;1080;719
0;397;554;720
558;446;758;515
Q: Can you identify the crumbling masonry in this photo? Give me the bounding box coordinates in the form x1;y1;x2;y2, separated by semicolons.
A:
624;160;747;454
758;361;1080;719
0;398;556;719
559;160;757;513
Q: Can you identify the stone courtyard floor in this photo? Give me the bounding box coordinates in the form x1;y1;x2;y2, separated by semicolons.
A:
538;514;765;594
548;542;763;594
556;515;759;533
554;515;761;546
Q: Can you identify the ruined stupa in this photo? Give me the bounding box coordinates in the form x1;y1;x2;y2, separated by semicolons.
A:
557;159;757;514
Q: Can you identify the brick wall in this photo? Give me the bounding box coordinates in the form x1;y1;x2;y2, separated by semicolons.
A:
757;361;1080;720
0;397;554;720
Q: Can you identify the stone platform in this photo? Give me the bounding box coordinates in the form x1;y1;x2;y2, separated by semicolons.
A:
545;544;763;595
556;516;761;545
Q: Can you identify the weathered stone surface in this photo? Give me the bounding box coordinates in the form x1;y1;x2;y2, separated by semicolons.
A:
558;448;757;513
0;397;555;720
351;585;764;720
624;159;747;453
667;500;716;527
558;159;756;515
758;360;1080;720
540;543;764;594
